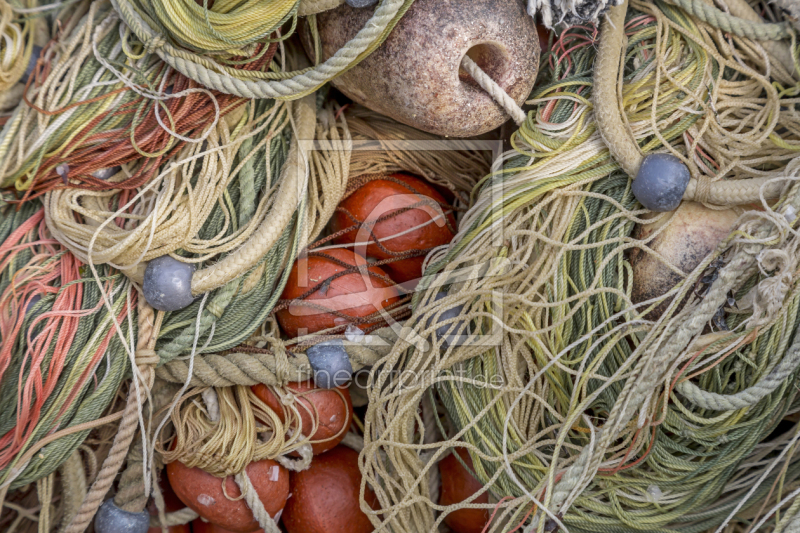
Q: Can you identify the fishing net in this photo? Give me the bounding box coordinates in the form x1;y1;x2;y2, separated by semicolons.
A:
0;0;281;198
2;0;800;531
0;202;134;492
151;103;492;489
112;0;415;99
360;1;800;532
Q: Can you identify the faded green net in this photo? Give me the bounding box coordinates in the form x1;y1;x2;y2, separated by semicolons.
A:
361;1;800;532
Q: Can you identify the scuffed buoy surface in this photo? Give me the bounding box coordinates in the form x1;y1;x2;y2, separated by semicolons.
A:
305;0;539;137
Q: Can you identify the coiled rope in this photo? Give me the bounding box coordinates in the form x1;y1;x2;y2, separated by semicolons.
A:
111;0;415;99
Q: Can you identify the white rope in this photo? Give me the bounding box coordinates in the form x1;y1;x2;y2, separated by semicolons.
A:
460;55;527;126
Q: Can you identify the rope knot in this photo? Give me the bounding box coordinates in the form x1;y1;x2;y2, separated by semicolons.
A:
266;338;293;385
144;34;167;53
747;249;796;327
693;176;713;206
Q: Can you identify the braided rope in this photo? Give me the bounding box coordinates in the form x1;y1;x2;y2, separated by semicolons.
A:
594;0;789;206
111;0;411;100
58;451;88;528
191;95;315;294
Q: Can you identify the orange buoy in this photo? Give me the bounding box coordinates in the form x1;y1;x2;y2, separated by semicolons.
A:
252;380;353;455
330;173;456;285
192;520;265;533
439;449;491;533
282;446;378;533
166;458;289;533
276;248;401;337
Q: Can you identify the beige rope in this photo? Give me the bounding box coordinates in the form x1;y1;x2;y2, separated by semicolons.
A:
63;298;159;533
58;451;88;529
112;0;408;100
594;0;791;206
36;473;54;533
594;0;642;178
298;0;346;16
149;507;200;528
460;55;527;126
234;471;282;533
155;327;398;387
191;95;316;294
720;0;797;80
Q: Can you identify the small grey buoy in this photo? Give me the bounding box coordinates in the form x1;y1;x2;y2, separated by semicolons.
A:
632;153;691;212
20;45;42;85
94;499;150;533
306;340;353;388
427;292;466;347
142;255;195;312
346;0;378;7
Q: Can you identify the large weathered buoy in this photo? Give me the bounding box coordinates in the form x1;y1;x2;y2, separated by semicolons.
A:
304;0;540;137
630;202;739;318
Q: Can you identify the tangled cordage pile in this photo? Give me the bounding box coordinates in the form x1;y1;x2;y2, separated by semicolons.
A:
0;0;800;532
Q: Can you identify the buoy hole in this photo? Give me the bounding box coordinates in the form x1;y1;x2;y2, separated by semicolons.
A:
459;42;511;88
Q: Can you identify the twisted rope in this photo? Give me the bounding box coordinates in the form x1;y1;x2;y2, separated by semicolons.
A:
234;470;281;533
156;327;398;387
63;298;158;533
662;0;792;40
460;55;527;127
111;0;413;99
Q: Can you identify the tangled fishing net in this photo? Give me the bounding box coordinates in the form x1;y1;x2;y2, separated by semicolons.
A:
1;0;800;532
360;1;800;532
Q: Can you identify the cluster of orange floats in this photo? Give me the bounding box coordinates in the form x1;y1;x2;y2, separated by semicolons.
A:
154;171;490;533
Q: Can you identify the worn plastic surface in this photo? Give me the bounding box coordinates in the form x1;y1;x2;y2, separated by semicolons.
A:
632;153;691;212
143;256;195;312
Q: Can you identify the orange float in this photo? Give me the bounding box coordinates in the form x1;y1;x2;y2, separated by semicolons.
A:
282;446;378;533
166;458;289;533
276;248;401;337
329;173;456;285
439;449;491;533
252;380;353;455
192;520;265;533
